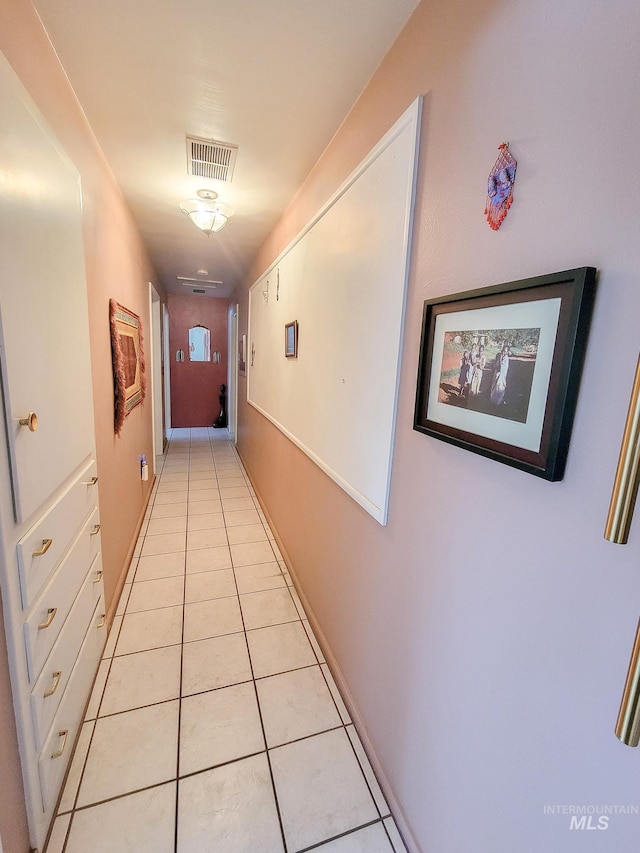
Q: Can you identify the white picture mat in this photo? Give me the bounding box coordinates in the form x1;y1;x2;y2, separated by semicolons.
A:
427;297;562;451
248;99;421;523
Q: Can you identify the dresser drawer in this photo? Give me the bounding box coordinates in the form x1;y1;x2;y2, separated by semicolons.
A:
17;459;99;609
30;553;104;750
24;506;101;683
37;595;106;813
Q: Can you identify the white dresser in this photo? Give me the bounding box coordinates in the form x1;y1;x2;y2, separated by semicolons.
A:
0;52;106;850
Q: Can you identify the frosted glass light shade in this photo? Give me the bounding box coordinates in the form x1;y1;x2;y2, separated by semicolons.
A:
180;195;233;235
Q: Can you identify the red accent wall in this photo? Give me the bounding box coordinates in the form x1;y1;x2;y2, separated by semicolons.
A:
168;293;228;427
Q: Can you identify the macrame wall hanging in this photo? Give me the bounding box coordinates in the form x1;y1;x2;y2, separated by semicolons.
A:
485;143;517;230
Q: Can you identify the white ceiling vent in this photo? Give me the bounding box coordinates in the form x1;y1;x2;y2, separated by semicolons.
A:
186;136;238;182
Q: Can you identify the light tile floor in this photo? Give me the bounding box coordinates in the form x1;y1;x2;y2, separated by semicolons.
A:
45;428;407;853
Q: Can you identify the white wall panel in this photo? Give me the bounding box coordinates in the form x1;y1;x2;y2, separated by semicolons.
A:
248;100;421;523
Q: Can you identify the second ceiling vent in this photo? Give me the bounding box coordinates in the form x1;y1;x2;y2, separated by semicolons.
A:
186;135;238;182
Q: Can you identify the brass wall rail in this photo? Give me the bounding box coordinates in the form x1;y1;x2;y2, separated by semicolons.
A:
616;618;640;746
605;353;640;544
606;354;640;745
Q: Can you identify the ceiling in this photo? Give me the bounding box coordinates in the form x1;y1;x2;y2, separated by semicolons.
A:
33;0;420;299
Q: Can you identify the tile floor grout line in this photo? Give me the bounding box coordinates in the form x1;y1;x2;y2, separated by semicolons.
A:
266;722;346;753
126;589;238;613
230;519;290;853
295;817;388;853
381;815;401;852
94;691;180;720
60;777;179;816
342;721;389;822
253;660;320;682
179;663;316;698
176;747;267;783
53;721;95;852
173;431;192;852
309;658;392;822
317;662;350;725
111;638;184;658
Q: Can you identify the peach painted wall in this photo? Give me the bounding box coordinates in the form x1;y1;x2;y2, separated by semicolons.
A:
168;294;228;427
0;1;163;847
237;1;640;850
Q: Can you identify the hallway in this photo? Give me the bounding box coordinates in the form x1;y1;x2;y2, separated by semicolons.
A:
44;428;406;853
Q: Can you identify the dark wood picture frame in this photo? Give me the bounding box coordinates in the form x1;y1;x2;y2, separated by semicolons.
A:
285;321;298;358
413;267;596;480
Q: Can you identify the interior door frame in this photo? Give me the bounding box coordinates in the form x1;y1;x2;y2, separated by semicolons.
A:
148;283;164;466
227;304;238;441
163;303;171;437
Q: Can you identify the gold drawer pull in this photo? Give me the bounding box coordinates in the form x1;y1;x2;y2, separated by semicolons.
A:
51;729;68;760
43;671;62;698
32;538;53;557
82;476;99;486
96;614;106;629
90;524;101;536
38;608;57;630
93;569;103;584
19;412;38;432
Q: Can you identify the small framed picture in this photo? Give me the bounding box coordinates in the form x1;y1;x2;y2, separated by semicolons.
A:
413;267;596;480
285;321;298;358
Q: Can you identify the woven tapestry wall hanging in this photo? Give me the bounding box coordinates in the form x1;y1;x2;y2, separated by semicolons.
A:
110;299;146;435
485;143;517;230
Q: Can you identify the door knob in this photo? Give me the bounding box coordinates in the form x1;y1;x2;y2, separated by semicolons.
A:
19;412;38;432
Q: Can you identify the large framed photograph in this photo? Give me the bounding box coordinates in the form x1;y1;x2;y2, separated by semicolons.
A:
413;268;596;480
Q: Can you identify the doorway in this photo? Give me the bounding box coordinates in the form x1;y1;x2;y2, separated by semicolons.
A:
149;283;165;466
228;303;238;441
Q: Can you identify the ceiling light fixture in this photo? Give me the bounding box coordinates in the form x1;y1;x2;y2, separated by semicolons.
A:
179;189;234;235
176;276;222;285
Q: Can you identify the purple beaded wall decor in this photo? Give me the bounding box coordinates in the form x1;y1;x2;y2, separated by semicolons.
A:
485;143;517;230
